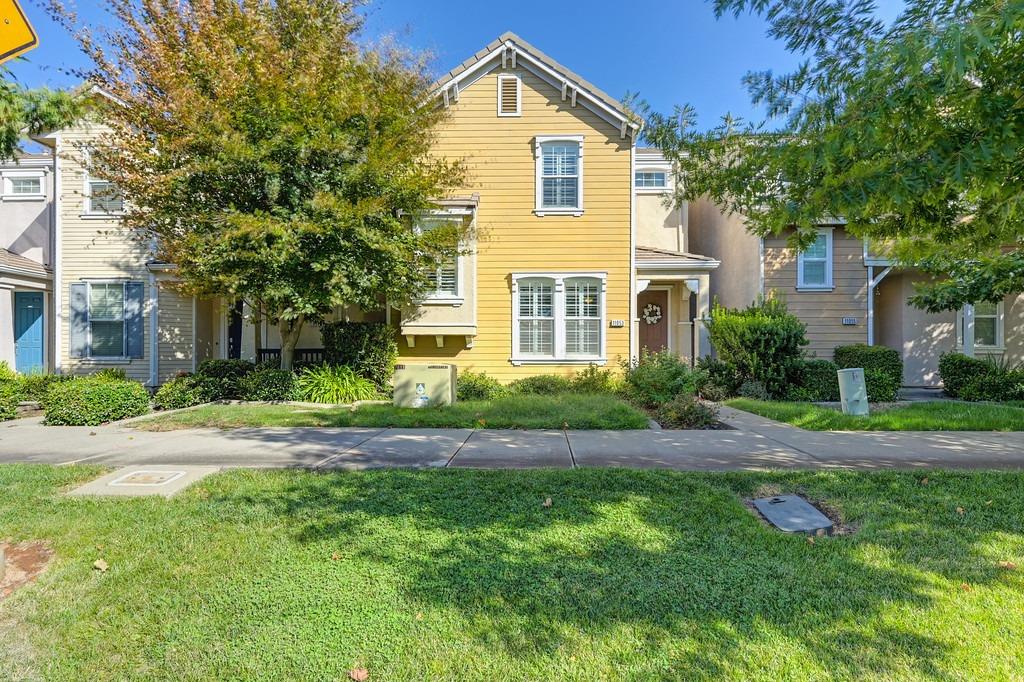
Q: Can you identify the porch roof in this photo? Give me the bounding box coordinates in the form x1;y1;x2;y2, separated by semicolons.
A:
0;249;50;279
635;246;720;271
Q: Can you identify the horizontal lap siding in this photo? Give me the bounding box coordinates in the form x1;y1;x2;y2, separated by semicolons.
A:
764;229;867;359
401;66;632;381
157;286;194;383
58;123;153;383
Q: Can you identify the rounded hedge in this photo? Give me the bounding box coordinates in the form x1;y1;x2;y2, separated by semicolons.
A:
239;367;298;401
938;353;994;398
457;371;509;401
45;378;151;426
154;375;211;410
834;344;903;388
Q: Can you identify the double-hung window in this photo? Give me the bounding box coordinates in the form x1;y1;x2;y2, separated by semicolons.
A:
88;282;128;357
797;228;833;289
958;301;1004;349
535;135;583;215
512;273;606;363
84;149;125;215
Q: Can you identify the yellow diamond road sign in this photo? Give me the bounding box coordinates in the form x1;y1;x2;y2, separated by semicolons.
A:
0;0;38;66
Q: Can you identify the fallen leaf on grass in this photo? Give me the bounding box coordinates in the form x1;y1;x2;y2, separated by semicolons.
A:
807;537;815;545
349;668;369;681
960;583;972;592
415;612;424;621
93;559;109;572
920;477;928;485
997;561;1018;570
330;552;341;561
986;500;993;506
956;507;965;515
542;497;552;508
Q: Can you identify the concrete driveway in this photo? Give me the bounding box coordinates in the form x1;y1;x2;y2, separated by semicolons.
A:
3;407;1024;471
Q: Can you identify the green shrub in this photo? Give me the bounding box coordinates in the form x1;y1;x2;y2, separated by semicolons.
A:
787;359;841;402
239;367;298;401
45;378;151;426
865;368;901;402
706;298;808;398
320;321;398;391
938;353;994;398
570;364;619;394
0;361;17;382
695;356;741;399
0;381;20;420
457;371;509;401
656;394;720;429
17;373;72;405
958;370;1024;402
738;380;770;401
196;359;255;399
509;374;572;395
620;349;701;409
296;365;379;404
92;367;129;383
154;375;212;410
834;344;903;392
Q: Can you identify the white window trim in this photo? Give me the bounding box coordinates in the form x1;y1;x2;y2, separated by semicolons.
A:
413;214;465;306
796;227;834;290
634;167;670;194
510;272;607;365
957;301;1005;351
84;280;130;361
497;73;521;117
1;170;46;201
534;134;584;216
81;149;126;218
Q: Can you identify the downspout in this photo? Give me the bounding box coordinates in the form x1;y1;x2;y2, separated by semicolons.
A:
53;137;63;373
148;273;159;386
629;139;638;360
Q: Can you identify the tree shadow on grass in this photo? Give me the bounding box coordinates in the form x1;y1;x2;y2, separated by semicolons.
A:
207;468;1024;679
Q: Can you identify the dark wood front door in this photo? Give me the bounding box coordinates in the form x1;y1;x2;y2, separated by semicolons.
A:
638;289;669;353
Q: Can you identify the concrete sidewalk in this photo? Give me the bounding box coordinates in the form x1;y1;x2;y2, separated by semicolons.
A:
1;408;1023;471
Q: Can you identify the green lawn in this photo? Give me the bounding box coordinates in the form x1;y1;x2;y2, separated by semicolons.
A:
728;398;1024;431
135;393;651;431
2;465;1023;680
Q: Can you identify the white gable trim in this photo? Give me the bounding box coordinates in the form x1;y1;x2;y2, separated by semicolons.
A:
438;41;640;138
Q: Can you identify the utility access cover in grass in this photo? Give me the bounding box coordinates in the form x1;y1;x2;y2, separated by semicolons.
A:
752;495;833;535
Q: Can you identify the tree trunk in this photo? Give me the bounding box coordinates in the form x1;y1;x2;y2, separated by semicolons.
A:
251;300;263;359
278;315;305;370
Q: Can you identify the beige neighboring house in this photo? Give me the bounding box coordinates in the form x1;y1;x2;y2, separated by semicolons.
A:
1;153;54;374
689;200;1024;387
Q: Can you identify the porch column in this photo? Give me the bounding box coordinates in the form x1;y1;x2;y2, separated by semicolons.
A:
0;286;14;368
685;274;711;361
963;303;976;358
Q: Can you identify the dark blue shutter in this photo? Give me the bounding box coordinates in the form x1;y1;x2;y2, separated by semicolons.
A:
69;282;89;358
125;281;145;359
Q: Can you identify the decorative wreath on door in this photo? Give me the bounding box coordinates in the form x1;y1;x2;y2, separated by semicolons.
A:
642;303;663;325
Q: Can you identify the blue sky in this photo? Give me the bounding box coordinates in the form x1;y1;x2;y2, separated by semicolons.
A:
8;0;902;130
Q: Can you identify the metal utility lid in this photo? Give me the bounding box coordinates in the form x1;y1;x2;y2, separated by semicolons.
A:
753;495;834;535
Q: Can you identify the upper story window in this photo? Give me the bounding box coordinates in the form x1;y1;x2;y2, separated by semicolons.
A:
2;172;45;200
634;170;667;189
88;180;125;214
535;135;584;216
414;215;463;303
497;74;521;116
797;228;833;289
512;272;606;364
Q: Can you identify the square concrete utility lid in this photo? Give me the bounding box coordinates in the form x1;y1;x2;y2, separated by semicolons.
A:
752;495;833;535
67;466;219;498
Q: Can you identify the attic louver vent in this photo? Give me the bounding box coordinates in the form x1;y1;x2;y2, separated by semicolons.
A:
498;75;520;116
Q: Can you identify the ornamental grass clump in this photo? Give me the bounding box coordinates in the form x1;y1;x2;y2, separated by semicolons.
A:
296;365;379;404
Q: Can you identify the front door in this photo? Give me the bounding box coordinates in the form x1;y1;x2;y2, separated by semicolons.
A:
227;300;244;359
14;292;44;373
638;288;669;353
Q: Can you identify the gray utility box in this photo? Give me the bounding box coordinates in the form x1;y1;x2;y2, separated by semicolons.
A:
837;367;869;416
393;364;457;408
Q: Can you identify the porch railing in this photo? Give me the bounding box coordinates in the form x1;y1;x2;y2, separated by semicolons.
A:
256;348;326;367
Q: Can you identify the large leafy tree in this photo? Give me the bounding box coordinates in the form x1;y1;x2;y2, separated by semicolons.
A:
644;0;1024;313
0;69;79;160
48;0;464;368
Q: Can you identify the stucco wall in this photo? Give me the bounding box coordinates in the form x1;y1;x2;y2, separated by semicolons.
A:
686;199;761;310
636;193;685;253
1;158;53;268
